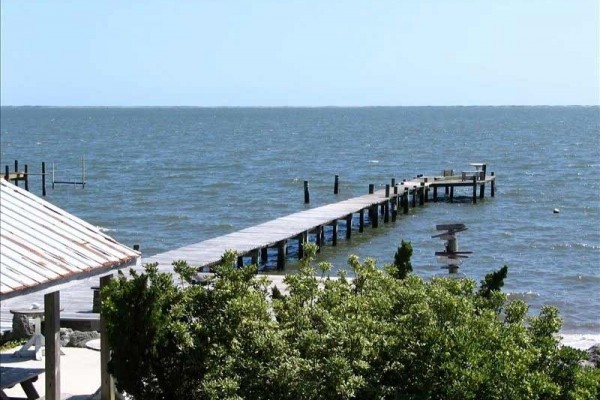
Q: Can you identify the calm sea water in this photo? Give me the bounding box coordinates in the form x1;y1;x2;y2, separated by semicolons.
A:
1;106;598;333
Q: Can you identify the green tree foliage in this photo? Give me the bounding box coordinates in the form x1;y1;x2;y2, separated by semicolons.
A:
103;247;600;400
478;265;509;298
390;240;413;280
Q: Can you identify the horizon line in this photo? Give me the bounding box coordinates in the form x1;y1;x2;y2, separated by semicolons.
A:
1;104;599;108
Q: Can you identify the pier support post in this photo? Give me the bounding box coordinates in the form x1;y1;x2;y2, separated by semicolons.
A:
359;209;365;232
403;190;409;214
277;241;286;270
261;247;268;264
315;226;323;250
371;205;379;228
491;172;495;197
4;165;8;181
368;184;374;194
419;183;425;206
251;249;259;265
42;162;47;196
345;214;353;239
24;164;29;191
334;175;339;194
295;233;305;259
433;186;438;202
412;187;417;208
385;184;390;197
237;256;244;268
304;181;310;204
384;201;390;223
450;186;454;202
472;176;477;204
14;160;18;187
331;221;338;246
391;200;397;222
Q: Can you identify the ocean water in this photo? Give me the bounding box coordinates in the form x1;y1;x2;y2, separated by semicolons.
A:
1;106;598;333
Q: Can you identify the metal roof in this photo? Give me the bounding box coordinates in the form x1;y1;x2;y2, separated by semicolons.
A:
0;179;140;300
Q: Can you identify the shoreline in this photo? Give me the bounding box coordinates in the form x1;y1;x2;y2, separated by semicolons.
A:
558;333;600;350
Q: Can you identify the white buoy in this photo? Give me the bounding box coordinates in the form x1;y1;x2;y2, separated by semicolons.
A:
553;208;560;214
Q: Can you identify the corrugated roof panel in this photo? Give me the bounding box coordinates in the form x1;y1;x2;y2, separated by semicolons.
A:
0;180;140;299
1;195;117;265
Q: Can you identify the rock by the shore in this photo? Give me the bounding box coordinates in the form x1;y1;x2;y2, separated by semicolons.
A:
586;345;599;367
11;313;33;340
59;328;101;348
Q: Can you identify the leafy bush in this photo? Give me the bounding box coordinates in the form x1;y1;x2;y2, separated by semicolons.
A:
102;245;600;400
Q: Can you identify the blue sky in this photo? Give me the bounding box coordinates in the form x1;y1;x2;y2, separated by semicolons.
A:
1;0;598;106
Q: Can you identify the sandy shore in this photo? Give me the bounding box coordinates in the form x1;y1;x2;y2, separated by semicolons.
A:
558;333;600;350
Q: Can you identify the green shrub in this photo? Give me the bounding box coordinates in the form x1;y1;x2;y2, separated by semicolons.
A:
103;246;598;400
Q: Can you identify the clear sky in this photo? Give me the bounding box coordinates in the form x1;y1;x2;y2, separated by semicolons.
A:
1;0;598;106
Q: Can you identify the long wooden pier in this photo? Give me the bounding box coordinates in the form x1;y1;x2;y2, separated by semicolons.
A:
146;168;496;271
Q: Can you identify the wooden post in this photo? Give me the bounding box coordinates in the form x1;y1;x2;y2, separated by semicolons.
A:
297;232;307;259
384;201;390;223
100;275;115;400
334;175;339;194
261;247;268;264
391;199;397;222
368;184;374;194
331;221;338;246
371;205;379;228
237;256;244;268
412;187;417;207
419;183;425;206
472;175;477;204
385;184;390;197
14;160;18;187
24;164;29;191
491;172;495;197
45;291;60;400
251;249;259;265
403;191;409;214
315;226;323;249
345;214;352;239
433;186;438;202
359;209;365;232
4;165;8;181
304;181;310;204
42;162;47;196
450;186;454;202
391;178;396;188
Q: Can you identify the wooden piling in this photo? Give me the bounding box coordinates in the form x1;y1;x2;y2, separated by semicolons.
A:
261;247;268;263
334;175;339;194
4;165;8;181
14;160;18;187
45;290;61;400
345;214;353;239
251;249;259;265
433;185;438;202
491;172;495;197
384;201;390;223
419;183;425;206
24;164;29;191
237;256;244;267
277;241;286;270
391;199;397;222
472;176;477;204
331;221;338;246
403;190;409;214
359;209;365;232
304;181;310;204
368;184;374;194
385;184;390;197
42;162;47;196
371;205;379;228
100;275;116;400
412;187;417;207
